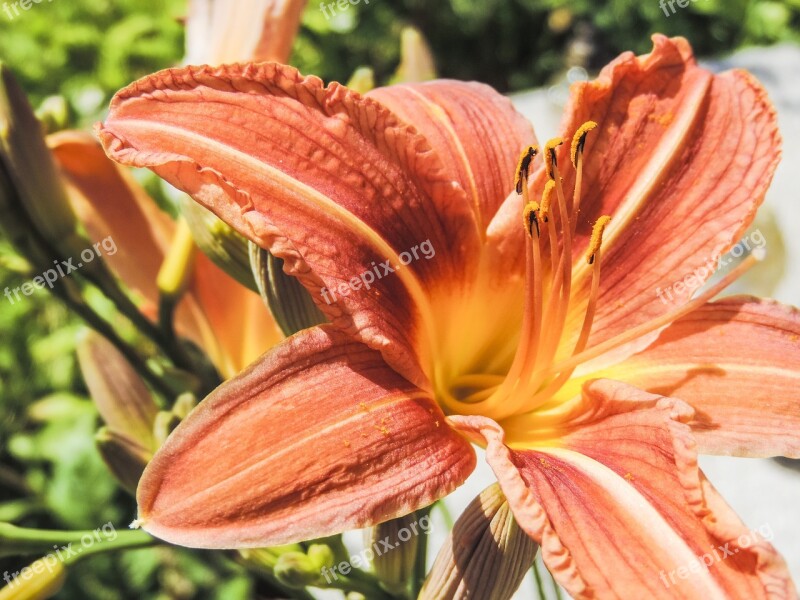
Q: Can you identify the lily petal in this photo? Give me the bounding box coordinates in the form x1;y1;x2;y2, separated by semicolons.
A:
98;62;482;386
592;297;800;458
368;80;535;233
136;325;476;548
450;380;795;600
513;35;780;358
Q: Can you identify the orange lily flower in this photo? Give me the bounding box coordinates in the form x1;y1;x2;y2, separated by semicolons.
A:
98;35;799;598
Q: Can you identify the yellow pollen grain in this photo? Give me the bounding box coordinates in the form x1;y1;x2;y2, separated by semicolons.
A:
344;440;351;448
648;113;674;127
570;121;597;166
789;335;799;342
522;201;540;238
587;215;611;264
359;402;369;412
624;472;635;481
544;137;563;179
540;180;555;222
515;146;538;194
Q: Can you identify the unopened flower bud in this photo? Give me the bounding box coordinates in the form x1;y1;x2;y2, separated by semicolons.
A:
392;27;436;84
365;512;428;595
249;242;326;336
181;198;258;293
0;556;66;600
346;67;375;94
77;331;159;452
273;551;323;588
0;64;87;262
95;428;152;493
420;484;538;600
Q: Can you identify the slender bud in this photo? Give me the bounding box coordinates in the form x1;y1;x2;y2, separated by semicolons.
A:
346;67;376;94
0;63;85;261
392;27;437;83
77;331;159;451
364;513;426;595
420;484;538;600
35;96;69;135
249;242;326;337
273;551;324;588
181;198;258;293
95;428;152;493
0;557;66;600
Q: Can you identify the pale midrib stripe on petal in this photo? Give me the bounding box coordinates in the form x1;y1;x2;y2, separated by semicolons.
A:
612;362;800;382
541;447;730;600
120;118;438;349
149;391;432;518
403;86;485;239
569;73;713;286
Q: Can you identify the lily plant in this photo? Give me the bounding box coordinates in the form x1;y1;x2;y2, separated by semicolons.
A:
96;35;799;599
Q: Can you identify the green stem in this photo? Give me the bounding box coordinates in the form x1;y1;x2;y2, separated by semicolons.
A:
323;574;395;599
0;523;156;560
532;552;547;600
48;280;176;399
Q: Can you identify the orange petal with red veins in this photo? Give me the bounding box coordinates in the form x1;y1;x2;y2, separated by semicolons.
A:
497;35;780;360
450;380;796;600
603;297;800;458
368;80;535;232
98;62;481;387
136;325;476;548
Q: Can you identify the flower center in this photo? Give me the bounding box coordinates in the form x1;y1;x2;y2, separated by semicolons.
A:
438;122;761;423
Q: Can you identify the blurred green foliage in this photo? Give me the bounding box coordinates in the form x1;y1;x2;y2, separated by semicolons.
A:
0;0;797;118
0;0;798;598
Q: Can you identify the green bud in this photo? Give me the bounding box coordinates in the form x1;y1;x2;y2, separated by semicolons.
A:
249;242;326;337
420;484;538;600
365;513;426;595
306;544;335;571
77;331;159;451
0;63;84;261
156;218;196;304
391;27;437;84
181;197;258;293
35;96;69;135
95;428;152;493
346;67;376;94
0;557;66;600
273;551;323;588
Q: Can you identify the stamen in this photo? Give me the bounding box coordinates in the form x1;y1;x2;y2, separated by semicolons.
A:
522;201;540;238
570;121;597;237
540;180;554;223
570;121;597;167
515;146;538;195
516;215;610;414
545;250;764;377
544;138;563;180
587;215;611;265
